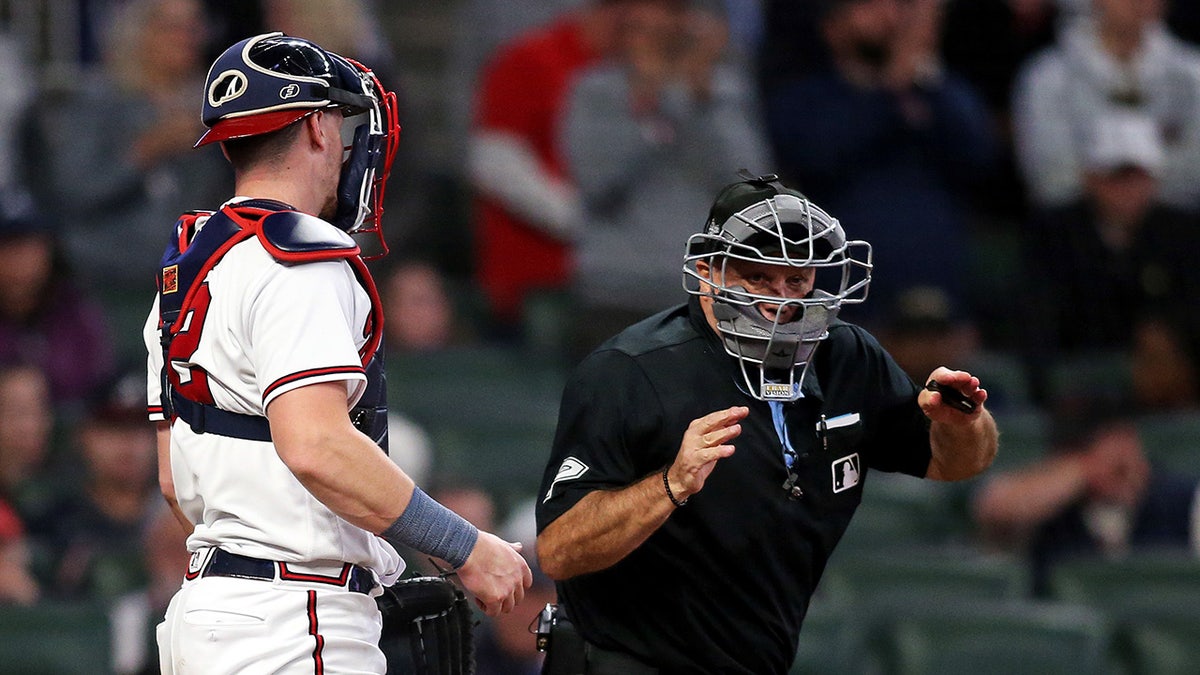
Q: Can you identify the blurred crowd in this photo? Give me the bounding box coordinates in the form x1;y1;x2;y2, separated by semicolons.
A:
2;0;1200;672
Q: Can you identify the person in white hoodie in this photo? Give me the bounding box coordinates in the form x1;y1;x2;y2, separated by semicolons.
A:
1012;0;1200;212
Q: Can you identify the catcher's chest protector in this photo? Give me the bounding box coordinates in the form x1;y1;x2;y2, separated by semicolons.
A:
157;200;389;451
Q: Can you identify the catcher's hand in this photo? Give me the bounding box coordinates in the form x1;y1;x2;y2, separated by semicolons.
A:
456;532;531;616
378;576;476;675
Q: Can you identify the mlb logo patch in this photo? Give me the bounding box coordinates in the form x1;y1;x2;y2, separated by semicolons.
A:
831;453;861;493
162;265;179;294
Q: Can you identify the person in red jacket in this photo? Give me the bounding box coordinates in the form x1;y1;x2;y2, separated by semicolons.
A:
468;0;676;335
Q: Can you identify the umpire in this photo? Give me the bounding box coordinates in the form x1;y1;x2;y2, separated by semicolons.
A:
534;173;998;674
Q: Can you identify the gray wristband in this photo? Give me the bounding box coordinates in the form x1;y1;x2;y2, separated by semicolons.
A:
381;487;479;569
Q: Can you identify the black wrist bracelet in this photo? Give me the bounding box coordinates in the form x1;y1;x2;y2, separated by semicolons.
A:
663;467;687;507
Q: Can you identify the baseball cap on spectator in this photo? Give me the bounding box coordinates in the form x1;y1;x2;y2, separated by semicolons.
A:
887;285;955;335
84;369;147;427
0;188;51;242
1083;111;1165;177
1048;390;1134;452
815;0;869;19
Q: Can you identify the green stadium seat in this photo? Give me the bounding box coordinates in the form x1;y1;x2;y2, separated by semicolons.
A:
427;421;557;503
521;288;574;361
1044;351;1132;405
992;408;1051;472
1047;553;1200;674
1120;601;1200;675
968;349;1035;412
0;601;113;674
1047;551;1200;612
834;472;979;554
875;598;1114;675
386;345;565;429
1136;412;1200;475
819;544;1029;608
791;601;871;675
386;345;566;495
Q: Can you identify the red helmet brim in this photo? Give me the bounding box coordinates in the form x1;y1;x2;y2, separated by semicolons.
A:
194;109;313;148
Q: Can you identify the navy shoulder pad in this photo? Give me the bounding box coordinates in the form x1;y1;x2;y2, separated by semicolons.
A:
257;210;360;263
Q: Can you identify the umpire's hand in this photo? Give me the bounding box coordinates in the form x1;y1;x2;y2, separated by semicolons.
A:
666;406;749;502
457;532;532;616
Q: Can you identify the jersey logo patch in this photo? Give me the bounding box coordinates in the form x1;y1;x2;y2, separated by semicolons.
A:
162;265;179;294
832;453;860;493
543;457;589;503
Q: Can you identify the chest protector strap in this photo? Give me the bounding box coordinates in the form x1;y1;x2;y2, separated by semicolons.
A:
158;200;388;451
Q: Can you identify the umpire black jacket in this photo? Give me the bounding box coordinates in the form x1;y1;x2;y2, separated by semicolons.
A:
536;298;932;674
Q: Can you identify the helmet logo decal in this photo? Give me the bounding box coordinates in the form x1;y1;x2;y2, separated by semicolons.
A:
279;83;300;100
209;70;248;108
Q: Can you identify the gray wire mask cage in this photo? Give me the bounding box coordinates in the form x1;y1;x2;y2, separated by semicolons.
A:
682;177;872;401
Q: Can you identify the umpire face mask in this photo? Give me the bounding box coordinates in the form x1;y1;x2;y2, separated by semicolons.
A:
709;284;840;401
684;179;872;402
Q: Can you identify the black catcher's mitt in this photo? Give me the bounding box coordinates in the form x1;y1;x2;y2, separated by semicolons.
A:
378;576;476;675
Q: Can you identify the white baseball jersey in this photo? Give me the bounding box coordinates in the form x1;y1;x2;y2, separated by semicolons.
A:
145;207;404;585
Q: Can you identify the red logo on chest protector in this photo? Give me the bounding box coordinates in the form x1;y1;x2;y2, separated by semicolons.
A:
162;265;179;294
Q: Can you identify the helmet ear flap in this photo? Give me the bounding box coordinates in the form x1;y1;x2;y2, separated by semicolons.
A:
334;121;382;233
328;56;401;259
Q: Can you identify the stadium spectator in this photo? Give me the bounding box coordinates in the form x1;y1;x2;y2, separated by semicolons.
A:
1021;111;1200;359
23;369;159;602
73;0;268;66
443;0;584;174
0;498;38;606
0;363;59;516
468;0;639;338
1012;0;1200;212
381;258;474;353
562;0;771;358
1130;314;1200;413
939;0;1059;223
260;0;397;87
1170;1;1200;46
941;0;1059;119
757;0;830;89
764;0;997;326
876;286;980;387
23;0;231;301
109;504;190;675
0;27;33;192
0;189;114;409
972;393;1200;595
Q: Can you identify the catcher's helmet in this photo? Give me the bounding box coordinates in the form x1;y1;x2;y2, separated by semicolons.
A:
683;172;872;401
196;32;400;254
